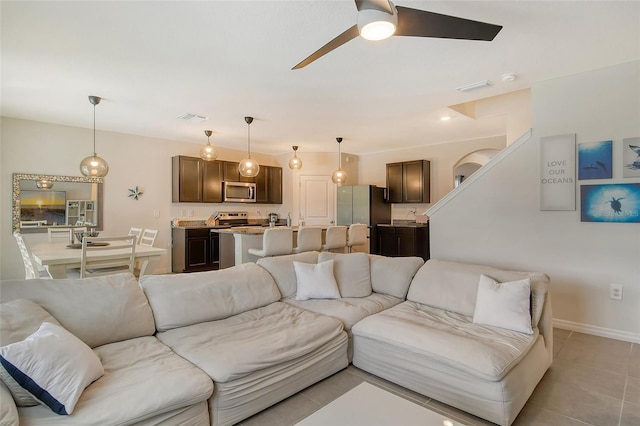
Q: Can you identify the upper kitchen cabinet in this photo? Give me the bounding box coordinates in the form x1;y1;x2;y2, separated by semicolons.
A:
223;161;255;183
172;156;223;203
386;160;431;203
256;166;283;204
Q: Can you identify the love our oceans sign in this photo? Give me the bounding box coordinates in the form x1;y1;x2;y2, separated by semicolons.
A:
540;134;576;210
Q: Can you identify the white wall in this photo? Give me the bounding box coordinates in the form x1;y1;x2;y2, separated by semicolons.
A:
0;118;350;279
359;136;507;221
428;61;640;341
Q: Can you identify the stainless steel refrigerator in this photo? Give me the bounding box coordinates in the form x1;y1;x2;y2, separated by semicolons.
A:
337;185;390;254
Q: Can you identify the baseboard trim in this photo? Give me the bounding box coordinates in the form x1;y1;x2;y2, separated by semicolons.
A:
553;318;640;344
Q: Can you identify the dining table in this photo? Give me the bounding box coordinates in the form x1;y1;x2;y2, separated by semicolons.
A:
30;239;166;279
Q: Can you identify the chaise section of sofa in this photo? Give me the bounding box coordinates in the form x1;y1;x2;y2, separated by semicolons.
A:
352;259;553;426
257;252;424;360
140;263;349;426
0;273;214;426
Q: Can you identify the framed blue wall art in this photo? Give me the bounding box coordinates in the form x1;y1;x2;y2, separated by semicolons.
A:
580;183;640;223
578;140;613;180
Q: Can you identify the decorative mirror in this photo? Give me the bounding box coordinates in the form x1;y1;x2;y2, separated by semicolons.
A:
12;173;104;233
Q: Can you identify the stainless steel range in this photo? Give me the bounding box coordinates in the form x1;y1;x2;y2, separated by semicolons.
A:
215;211;249;227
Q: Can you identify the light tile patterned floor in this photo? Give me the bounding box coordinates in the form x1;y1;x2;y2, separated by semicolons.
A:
238;329;640;426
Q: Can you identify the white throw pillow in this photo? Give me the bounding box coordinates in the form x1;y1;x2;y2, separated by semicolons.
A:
472;275;533;334
317;252;372;298
0;321;104;415
294;260;341;301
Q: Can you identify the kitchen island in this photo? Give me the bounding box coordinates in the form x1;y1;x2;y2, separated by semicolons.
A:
214;226;330;266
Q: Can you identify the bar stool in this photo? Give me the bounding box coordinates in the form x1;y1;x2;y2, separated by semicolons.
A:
347;223;368;253
322;226;347;253
293;226;323;253
248;228;293;258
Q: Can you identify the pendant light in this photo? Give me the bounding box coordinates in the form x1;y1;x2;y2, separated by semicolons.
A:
331;137;347;185
238;116;260;178
200;130;217;161
80;96;109;178
35;179;53;189
288;145;303;170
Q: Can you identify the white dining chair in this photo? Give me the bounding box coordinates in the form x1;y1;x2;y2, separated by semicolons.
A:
347;223;368;253
139;229;158;247
322;226;347;253
248;228;293;258
80;235;136;278
293;226;323;253
14;232;51;279
128;227;143;244
48;227;72;242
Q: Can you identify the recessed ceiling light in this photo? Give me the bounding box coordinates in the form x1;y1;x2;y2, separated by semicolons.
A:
456;80;492;92
177;113;208;122
440;116;451;121
501;73;517;82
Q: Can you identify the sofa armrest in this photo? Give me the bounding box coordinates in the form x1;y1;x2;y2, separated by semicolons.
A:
0;379;19;426
537;288;554;360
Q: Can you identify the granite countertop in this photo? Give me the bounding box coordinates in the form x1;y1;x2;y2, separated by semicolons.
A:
214;225;296;235
378;220;428;228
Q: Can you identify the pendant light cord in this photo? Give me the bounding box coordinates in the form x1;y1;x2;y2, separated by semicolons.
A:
247;121;251;158
93;103;97;156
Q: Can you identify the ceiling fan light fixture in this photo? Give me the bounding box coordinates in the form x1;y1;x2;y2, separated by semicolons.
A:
357;7;397;41
200;129;218;161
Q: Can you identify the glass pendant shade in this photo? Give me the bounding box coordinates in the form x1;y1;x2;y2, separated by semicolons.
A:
80;95;109;178
239;116;260;178
331;137;347;185
80;155;109;177
288;146;302;170
35;179;54;189
200;130;217;161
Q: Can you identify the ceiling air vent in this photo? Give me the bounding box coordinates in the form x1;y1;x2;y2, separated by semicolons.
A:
177;113;208;122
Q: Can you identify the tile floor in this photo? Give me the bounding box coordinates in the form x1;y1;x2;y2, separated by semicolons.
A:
238;329;640;426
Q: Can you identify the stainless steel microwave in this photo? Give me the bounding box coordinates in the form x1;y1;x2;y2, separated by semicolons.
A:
223;182;256;203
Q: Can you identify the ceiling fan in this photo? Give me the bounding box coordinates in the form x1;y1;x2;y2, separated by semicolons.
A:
292;0;502;70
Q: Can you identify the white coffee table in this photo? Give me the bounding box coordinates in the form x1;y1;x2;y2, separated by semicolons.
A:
295;382;466;426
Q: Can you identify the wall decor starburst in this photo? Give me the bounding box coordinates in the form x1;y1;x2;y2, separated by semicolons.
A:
128;186;143;200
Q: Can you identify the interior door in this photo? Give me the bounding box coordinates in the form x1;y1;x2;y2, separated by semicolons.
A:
300;175;335;226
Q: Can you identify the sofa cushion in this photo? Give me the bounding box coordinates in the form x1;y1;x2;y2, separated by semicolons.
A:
0;380;18;426
368;255;424;298
0;321;104;415
12;336;214;425
141;263;281;332
0;299;61;406
294;260;341;301
285;293;403;332
473;275;533;334
0;273;155;348
257;251;319;299
352;301;537;381
407;259;549;327
318;252;372;298
156;302;344;383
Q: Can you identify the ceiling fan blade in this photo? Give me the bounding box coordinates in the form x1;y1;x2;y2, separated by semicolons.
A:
355;0;393;14
394;6;502;41
292;25;360;70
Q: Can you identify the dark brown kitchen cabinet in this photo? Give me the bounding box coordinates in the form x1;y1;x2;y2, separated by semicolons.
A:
172;156;223;203
255;166;283;204
223;161;255;183
376;224;429;261
386;160;430;203
172;227;220;272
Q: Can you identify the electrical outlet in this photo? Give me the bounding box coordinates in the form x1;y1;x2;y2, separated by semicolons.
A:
609;284;623;301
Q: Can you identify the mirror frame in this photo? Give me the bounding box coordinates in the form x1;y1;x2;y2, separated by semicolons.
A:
12;173;104;233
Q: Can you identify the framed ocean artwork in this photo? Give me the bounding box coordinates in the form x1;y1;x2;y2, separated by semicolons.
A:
623;137;640;178
578;140;613;180
580;183;640;223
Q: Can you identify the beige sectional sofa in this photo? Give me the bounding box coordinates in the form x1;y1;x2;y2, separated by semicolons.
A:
0;254;552;426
